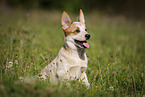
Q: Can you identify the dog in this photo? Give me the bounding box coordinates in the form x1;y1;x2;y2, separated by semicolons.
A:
39;9;90;87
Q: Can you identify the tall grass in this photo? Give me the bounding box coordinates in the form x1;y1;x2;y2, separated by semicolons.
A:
0;9;144;97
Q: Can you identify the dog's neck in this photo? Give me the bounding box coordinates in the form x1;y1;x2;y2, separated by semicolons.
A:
63;42;86;60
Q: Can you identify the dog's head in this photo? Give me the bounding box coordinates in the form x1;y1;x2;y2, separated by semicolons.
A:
61;9;90;50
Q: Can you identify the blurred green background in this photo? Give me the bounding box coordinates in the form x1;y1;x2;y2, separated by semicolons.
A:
0;0;145;18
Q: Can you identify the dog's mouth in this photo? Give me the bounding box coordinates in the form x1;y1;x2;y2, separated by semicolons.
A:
74;40;89;48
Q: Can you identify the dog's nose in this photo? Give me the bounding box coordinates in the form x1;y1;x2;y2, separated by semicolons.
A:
85;34;90;40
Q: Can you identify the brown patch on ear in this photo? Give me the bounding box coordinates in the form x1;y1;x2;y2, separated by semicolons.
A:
69;23;78;32
77;18;80;22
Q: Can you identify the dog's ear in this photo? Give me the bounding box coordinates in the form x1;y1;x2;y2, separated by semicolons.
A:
61;11;72;30
79;9;85;24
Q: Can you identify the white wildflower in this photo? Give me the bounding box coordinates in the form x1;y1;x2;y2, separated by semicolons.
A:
109;86;114;89
108;86;114;91
7;62;13;68
9;62;13;64
19;77;24;80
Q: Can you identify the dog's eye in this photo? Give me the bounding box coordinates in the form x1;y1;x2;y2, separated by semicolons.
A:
75;30;80;33
85;28;87;31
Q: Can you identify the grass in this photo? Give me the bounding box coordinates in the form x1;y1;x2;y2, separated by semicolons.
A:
0;9;145;97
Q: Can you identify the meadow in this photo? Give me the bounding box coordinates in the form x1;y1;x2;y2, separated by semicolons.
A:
0;9;144;97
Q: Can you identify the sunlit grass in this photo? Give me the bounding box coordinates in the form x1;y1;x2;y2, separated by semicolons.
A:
0;9;145;97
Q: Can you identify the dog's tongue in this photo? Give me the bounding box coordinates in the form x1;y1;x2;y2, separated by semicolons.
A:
83;43;89;48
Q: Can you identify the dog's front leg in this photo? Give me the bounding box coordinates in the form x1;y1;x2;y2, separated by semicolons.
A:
57;68;70;88
80;72;90;88
57;69;69;81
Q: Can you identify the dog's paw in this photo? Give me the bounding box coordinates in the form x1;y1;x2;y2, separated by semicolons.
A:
86;82;90;89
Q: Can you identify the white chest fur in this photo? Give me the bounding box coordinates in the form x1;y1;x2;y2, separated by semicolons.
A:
56;46;88;80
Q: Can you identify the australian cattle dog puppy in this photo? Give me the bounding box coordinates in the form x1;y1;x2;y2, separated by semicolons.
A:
39;9;91;87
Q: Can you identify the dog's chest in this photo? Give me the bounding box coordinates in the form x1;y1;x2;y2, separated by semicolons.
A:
69;64;87;80
58;48;88;79
65;57;87;79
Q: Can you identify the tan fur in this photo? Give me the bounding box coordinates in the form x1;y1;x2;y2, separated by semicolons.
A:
63;23;81;36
